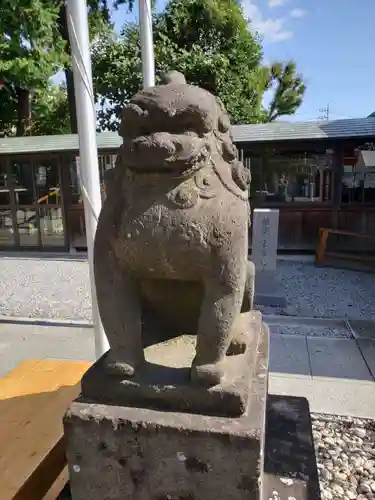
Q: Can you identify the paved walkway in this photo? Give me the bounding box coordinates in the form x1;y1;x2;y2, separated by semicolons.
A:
0;319;374;418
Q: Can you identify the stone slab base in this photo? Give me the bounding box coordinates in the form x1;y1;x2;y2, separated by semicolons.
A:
264;395;321;500
254;270;287;308
63;324;269;500
60;394;320;500
81;312;266;418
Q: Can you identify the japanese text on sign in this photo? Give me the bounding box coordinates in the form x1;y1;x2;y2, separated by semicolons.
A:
260;216;271;268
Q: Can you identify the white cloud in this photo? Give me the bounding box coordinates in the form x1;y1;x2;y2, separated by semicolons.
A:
242;1;293;42
290;8;307;18
268;0;286;7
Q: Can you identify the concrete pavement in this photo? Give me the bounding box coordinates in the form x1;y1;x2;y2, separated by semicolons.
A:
0;319;374;418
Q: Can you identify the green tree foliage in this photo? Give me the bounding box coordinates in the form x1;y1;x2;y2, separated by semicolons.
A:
57;0;134;133
0;79;17;136
0;0;306;136
92;0;306;131
0;82;71;137
0;0;67;135
92;0;266;130
0;0;133;136
30;84;71;135
262;61;306;122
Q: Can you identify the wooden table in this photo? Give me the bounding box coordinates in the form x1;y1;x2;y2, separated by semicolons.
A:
0;359;91;500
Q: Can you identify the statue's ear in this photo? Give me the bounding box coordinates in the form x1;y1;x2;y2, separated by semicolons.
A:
215;97;231;133
103;149;126;196
103;167;119;195
231;159;251;192
160;70;186;85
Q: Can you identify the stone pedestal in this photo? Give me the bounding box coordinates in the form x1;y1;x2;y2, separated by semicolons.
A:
255;270;287;308
63;316;269;500
61;393;321;500
251;208;287;308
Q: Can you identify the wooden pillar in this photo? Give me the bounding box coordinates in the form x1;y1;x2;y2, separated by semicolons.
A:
331;141;343;229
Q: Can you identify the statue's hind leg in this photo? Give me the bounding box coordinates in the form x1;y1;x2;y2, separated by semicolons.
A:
227;260;256;355
241;260;255;312
191;255;247;386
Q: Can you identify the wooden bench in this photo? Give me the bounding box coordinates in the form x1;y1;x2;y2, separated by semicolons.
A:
0;359;91;500
316;228;375;265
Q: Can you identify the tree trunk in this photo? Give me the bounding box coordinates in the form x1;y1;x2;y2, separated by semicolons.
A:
59;3;78;134
16;87;31;136
65;68;78;133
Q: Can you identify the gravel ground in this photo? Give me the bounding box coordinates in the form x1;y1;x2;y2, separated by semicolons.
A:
313;414;375;500
277;260;375;320
0;256;92;320
269;323;353;339
1;256;375;321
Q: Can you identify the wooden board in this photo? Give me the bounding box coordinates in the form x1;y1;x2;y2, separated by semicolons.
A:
42;468;69;500
316;228;375;266
0;359;91;500
323;228;375;239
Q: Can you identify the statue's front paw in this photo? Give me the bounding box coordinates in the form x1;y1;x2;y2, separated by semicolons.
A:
191;359;225;386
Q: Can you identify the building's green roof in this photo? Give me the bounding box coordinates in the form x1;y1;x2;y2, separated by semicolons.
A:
1;117;375;156
234;118;375;143
0;132;120;156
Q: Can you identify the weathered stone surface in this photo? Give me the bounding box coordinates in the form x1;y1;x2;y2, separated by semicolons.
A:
81;312;265;417
63;317;269;500
61;395;322;500
93;71;255;387
263;395;321;500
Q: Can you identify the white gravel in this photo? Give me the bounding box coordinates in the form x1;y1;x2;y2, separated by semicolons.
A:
1;256;375;322
313;414;375;500
0;256;92;320
269;323;353;339
277;260;375;320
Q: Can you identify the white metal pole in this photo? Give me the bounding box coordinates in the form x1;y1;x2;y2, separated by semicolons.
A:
66;0;110;359
139;0;155;87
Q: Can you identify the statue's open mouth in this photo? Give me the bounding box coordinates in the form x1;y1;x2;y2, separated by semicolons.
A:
122;132;210;177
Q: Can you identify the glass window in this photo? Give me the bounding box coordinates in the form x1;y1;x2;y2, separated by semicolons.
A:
16;208;39;246
34;160;61;205
11;162;36;205
0;208;15;246
0;161;10;206
70;158;82;205
249;152;333;203
40;207;65;247
98;154;116;180
98;154;117;202
341;163;375;204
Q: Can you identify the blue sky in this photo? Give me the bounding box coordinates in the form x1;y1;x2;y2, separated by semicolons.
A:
107;0;375;122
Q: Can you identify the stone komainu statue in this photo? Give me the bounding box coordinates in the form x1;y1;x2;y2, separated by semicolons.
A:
94;72;255;386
